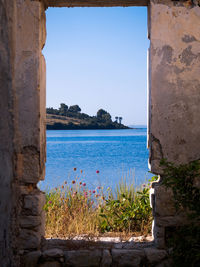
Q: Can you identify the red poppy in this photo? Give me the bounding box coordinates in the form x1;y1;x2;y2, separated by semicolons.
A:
72;180;76;184
96;170;99;174
83;183;86;186
92;190;96;194
73;167;77;171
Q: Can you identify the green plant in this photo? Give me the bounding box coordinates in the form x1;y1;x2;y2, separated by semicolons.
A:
160;159;200;267
98;177;153;234
161;159;200;217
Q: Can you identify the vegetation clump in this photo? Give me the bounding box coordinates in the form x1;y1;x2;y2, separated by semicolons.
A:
46;103;129;130
44;169;153;239
160;159;200;267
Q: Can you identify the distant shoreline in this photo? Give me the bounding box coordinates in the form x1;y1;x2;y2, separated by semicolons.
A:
46;114;130;130
46;123;130;130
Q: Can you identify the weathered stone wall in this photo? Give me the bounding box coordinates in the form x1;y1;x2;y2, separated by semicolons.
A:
0;0;46;265
148;0;200;248
1;0;200;265
22;239;171;267
14;0;46;258
149;0;200;172
0;1;16;265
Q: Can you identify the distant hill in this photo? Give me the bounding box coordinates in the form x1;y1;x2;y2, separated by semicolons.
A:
46;103;129;130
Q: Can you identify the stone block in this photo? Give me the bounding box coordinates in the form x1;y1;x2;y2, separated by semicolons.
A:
154;185;176;217
38;261;61;267
112;249;145;267
155;258;173;267
64;250;101;267
21;147;40;183
155;215;189;227
144;248;167;264
24;191;45;215
43;248;64;259
20;216;41;229
100;250;112;267
18;229;41;249
23;251;41;267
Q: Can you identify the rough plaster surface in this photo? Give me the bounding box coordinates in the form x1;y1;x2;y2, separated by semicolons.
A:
149;0;200;173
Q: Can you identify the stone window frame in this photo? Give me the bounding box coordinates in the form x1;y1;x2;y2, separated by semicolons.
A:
1;0;200;265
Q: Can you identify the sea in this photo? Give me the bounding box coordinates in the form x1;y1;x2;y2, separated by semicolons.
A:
39;128;153;191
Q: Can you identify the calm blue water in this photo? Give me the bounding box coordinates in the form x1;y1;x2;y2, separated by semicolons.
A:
39;129;152;190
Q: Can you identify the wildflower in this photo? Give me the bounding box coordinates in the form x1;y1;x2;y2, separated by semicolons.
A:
61;185;64;189
97;186;101;190
92;190;96;194
73;167;77;171
55;187;57;191
79;182;82;185
72;180;76;184
80;170;83;173
96;170;100;174
48;201;52;204
89;190;91;193
142;184;146;188
83;183;86;186
72;192;77;197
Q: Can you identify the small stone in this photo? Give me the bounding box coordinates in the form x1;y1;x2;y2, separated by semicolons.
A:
113;243;123;249
154;185;176;217
18;229;41;249
155;258;173;267
144;247;167;264
38;261;61;267
64;250;101;267
24;192;45;215
112;249;145;267
43;248;64;258
23;251;41;267
20;216;41;229
100;250;112;267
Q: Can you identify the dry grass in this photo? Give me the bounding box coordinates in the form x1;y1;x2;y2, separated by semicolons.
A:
44;169;154;239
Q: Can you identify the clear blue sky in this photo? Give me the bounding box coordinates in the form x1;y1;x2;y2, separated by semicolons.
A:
43;7;149;125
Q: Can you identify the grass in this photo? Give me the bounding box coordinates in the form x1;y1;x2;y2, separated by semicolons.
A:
44;169;155;239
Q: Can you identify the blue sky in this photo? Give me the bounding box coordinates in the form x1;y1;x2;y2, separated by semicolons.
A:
43;7;149;125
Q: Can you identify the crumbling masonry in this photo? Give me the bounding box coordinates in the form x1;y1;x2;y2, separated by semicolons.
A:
0;0;200;266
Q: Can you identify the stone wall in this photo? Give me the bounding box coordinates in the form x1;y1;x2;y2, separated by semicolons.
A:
14;0;46;257
148;0;200;249
0;0;200;266
22;239;171;267
149;0;200;172
0;1;16;265
0;0;46;265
